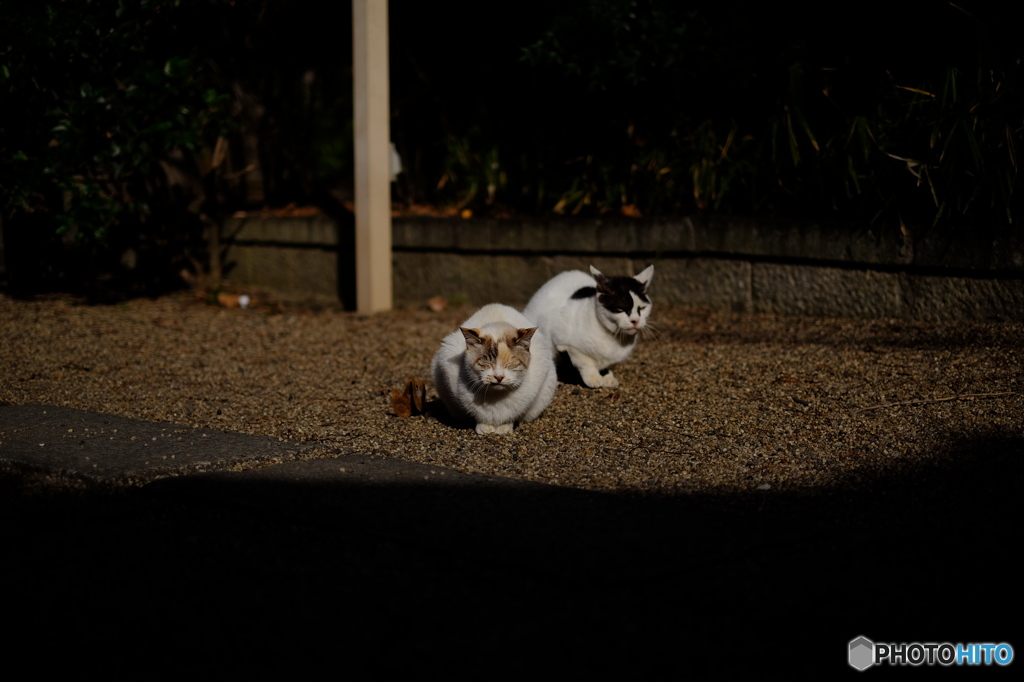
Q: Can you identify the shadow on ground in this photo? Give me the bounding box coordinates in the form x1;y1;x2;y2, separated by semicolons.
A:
2;430;1019;677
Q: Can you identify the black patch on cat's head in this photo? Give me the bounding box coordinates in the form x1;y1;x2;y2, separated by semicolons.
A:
571;286;596;300
594;274;650;313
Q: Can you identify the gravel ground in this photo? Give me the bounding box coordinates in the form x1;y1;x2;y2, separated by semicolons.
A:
2;290;1021;493
3;290;1022;676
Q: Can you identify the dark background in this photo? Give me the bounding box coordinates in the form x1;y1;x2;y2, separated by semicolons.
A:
1;0;1020;294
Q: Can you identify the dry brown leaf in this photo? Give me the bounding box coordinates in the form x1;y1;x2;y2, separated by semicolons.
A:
391;388;412;418
216;292;252;309
217;292;241;307
409;375;426;413
391;375;427;418
427;296;447;312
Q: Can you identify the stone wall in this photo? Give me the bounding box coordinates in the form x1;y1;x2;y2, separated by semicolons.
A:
223;215;355;308
221;215;1024;321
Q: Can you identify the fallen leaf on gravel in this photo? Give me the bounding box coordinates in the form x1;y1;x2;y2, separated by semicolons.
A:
217;292;241;307
216;292;252;309
409;376;426;412
391;388;412;418
391;376;427;417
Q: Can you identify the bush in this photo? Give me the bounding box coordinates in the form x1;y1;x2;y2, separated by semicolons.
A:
1;0;235;293
393;1;1023;229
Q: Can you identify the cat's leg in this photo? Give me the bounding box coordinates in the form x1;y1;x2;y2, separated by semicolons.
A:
567;349;619;388
476;422;514;435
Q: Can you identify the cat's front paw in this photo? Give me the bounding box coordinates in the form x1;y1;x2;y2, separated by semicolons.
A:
582;369;619;389
476;422;514;435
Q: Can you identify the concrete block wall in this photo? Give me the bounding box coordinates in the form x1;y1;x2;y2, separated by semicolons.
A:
224;216;350;304
222;215;1024;321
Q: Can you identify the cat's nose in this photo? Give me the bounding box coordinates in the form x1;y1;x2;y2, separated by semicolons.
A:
493;374;505;383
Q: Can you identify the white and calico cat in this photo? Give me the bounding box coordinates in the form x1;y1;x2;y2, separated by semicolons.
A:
522;264;654;389
431;303;557;435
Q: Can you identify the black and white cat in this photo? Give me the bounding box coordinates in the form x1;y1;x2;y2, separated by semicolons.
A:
522;265;654;389
431;303;558;434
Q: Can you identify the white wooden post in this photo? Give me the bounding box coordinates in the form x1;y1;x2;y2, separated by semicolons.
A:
352;0;392;312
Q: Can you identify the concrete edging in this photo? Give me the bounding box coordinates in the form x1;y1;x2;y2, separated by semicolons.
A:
222;215;1024;321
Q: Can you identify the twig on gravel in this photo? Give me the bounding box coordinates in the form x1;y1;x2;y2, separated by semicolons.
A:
852;391;1019;414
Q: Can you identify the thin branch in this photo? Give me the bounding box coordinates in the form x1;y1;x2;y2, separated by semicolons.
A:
852;391;1019;414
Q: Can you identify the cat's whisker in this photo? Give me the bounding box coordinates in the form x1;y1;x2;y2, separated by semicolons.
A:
616;326;642;343
638;322;662;341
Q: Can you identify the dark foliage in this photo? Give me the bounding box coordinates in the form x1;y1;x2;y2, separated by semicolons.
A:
393;1;1022;228
1;1;1019;295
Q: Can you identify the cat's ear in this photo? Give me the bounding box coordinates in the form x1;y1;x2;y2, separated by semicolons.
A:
460;327;484;349
590;265;612;293
515;327;537;349
634;264;654;290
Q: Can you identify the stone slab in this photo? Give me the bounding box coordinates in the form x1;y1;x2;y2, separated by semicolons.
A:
652;257;752;310
899;273;1024;321
227;242;340;301
0;404;311;484
393;252;640;307
753;262;900;318
226;215;340;246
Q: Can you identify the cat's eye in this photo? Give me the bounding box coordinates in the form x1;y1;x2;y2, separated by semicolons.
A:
638;306;646;312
